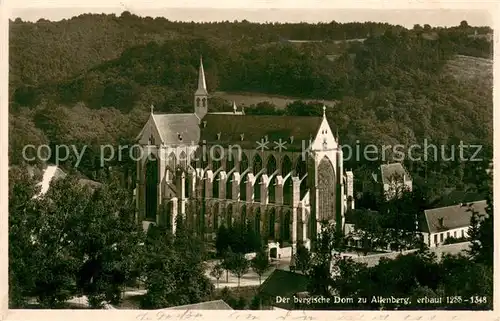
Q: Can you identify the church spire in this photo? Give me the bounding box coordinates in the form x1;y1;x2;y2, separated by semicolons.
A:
194;56;209;118
196;56;208;96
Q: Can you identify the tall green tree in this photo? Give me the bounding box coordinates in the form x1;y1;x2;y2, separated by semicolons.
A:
210;263;224;289
250;249;271;285
8;166;144;308
228;253;250;289
141;222;214;309
293;243;311;274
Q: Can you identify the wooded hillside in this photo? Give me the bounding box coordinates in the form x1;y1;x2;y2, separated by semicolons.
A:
9;13;493;206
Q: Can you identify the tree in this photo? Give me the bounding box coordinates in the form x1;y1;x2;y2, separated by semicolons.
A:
141;224;214;309
210;263;224;289
250;250;271;285
215;225;230;256
8;166;144;308
307;222;344;297
294;243;311;274
9;165;44;307
228;253;250;289
468;169;493;267
220;248;235;283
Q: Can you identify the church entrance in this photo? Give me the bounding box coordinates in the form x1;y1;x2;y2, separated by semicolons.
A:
269;247;278;259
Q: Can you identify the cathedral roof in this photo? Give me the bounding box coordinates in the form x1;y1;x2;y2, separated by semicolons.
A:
151;113;200;145
200;114;328;151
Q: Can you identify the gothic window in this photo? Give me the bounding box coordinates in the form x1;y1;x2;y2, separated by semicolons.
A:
202;98;206;107
201;152;209;169
212;151;221;199
179;151;187;168
240;153;249;172
226;153;234;172
240;173;247;201
295;158;308;200
282;156;293;205
185;172;191;198
167;153;176;170
226;174;233;199
196;97;201;107
254;208;261;235
212;151;221;170
268;208;276;239
145;157;158;221
283;211;291;242
240;153;249;201
269;176;277;203
253;155;263;202
149;134;155;145
267;156;277;203
213;175;220;199
317;157;336;222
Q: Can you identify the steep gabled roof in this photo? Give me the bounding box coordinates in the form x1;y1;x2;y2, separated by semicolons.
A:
421;200;488;233
259;269;310;309
379;163;411;185
200;114;328;151
152;113;201;145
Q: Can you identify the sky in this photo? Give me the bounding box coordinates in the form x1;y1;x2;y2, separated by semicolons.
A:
7;0;495;28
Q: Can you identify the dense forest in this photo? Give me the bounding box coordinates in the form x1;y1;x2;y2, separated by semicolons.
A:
9;12;493;208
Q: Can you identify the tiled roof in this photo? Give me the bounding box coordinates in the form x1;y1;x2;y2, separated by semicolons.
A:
379;163;410;185
164;299;233;310
200;114;327;151
259;269;310;309
421;200;488;233
152;113;201;145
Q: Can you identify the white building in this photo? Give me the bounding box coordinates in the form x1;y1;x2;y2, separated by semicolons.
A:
420;200;487;248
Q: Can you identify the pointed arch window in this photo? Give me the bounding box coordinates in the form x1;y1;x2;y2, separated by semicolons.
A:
268;208;276;239
282;156;293;205
202;98;206;107
253;155;263;202
196;97;201;107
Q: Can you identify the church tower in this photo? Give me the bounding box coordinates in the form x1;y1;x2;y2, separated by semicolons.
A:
194;56;208;118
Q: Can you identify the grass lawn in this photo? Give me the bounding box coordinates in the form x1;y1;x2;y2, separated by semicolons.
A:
213;91;337;109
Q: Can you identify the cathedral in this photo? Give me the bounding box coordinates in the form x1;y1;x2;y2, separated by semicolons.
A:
135;57;355;253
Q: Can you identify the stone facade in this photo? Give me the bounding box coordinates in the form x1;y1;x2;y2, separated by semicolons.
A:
135;57;354;251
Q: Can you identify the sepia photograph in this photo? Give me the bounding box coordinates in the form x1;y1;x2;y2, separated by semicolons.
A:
6;2;495;314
